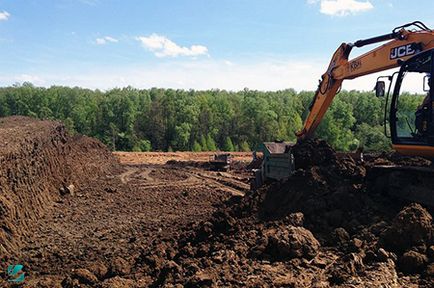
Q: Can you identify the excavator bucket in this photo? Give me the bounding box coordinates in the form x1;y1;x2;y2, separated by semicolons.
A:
250;142;295;190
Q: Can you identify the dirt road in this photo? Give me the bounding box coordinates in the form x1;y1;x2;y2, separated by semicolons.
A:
0;119;251;287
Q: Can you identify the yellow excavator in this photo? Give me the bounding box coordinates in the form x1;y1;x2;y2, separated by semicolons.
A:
297;21;434;157
255;22;434;206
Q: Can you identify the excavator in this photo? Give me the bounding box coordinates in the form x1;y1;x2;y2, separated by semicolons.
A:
297;21;434;156
256;21;434;206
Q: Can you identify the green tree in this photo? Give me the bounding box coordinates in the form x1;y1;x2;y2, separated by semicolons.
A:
239;140;250;152
316;98;356;151
192;141;202;152
132;139;152;152
206;134;217;151
355;124;391;151
172;123;192;151
63;117;76;134
0;84;414;153
222;137;235;152
200;135;208;151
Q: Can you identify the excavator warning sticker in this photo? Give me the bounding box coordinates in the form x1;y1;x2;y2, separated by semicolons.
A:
390;43;417;60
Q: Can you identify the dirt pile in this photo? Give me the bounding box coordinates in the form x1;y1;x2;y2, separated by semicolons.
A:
0;116;119;259
381;203;433;253
379;203;433;274
261;139;368;231
132;139;433;287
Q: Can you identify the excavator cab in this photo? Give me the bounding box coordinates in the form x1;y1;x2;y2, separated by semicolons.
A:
388;49;434;156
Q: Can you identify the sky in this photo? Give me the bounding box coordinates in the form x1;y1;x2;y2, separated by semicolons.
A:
0;0;433;91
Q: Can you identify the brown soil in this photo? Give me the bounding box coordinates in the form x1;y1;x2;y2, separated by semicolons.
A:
0;118;433;287
134;139;434;287
115;151;254;165
0;116;118;258
0;116;251;287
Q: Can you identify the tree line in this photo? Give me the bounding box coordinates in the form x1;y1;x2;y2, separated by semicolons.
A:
0;83;423;152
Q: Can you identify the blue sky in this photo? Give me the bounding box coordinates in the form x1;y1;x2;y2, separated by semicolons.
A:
0;0;433;91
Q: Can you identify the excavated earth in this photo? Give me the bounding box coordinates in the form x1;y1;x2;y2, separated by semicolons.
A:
0;116;433;287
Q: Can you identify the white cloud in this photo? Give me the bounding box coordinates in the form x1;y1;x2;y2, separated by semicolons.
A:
95;36;118;45
136;34;208;58
12;74;45;85
308;0;373;16
0;59;320;91
224;60;234;66
0;59;407;92
0;58;356;92
0;11;10;21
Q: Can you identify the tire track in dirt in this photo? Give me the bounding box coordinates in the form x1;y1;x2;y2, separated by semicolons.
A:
119;166;138;184
9;142;251;287
119;164;249;197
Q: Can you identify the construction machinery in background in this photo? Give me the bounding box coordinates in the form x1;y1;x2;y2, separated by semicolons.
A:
209;153;232;172
255;21;434;206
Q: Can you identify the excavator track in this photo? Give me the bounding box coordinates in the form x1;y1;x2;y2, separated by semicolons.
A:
366;165;434;207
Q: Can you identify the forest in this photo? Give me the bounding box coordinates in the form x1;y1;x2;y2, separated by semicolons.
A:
0;83;424;152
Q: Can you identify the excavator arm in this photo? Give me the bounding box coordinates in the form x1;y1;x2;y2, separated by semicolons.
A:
296;21;434;140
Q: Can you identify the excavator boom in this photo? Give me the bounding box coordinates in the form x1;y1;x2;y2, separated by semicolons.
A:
297;21;434;141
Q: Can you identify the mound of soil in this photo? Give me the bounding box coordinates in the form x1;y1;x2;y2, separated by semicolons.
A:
381;203;433;253
132;139;433;287
0;116;119;260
